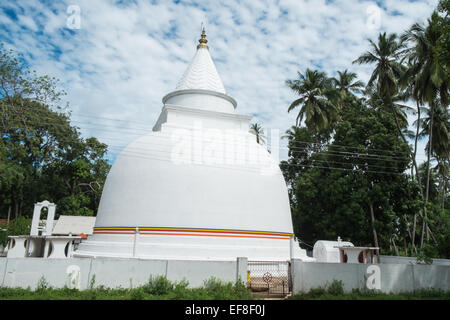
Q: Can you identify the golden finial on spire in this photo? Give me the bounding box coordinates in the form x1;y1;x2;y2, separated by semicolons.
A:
197;27;209;50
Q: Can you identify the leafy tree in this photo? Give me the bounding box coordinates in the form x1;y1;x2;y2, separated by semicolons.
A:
0;44;110;219
436;0;450;70
284;99;420;255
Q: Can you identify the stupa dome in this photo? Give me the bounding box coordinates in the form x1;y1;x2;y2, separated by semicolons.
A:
73;30;309;261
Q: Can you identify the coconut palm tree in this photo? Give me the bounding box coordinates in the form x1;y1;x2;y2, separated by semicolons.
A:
353;33;407;138
364;84;413;128
401;13;449;246
249;122;266;145
331;69;365;109
419;101;449;160
401;12;449;108
286;69;338;133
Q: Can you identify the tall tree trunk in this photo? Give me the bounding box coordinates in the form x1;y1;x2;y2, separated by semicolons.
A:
412;100;421;178
442;178;447;210
412;213;418;254
422;107;434;247
385;90;433;249
392;238;399;256
7;205;11;224
369;201;380;263
410;101;421;252
14;199;19;219
403;214;416;254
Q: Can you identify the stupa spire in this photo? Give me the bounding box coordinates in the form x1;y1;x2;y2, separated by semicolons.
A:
174;28;226;94
197;27;209;50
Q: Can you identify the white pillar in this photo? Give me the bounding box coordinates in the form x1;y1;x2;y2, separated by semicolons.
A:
290;236;294;261
44;240;51;258
44;203;56;236
47;239;70;259
30;204;43;236
6;237;27;258
30;200;56;236
133;227;139;257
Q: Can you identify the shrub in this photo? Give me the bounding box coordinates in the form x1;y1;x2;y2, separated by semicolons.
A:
143;275;174;295
327;280;344;296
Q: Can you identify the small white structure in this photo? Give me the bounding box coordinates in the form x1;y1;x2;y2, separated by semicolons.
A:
336;246;379;264
313;237;379;264
313;238;355;263
6;201;85;259
30;200;56;236
52;216;96;236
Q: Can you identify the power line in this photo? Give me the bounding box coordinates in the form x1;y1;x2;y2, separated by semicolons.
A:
2;110;430;157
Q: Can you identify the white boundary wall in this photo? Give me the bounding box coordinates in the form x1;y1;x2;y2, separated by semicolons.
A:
291;259;450;294
2;257;450;293
0;257;248;290
380;255;450;266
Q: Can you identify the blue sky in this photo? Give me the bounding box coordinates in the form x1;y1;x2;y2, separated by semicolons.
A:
0;0;439;163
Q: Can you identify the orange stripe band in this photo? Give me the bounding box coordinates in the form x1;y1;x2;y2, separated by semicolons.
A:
140;232;289;240
93;226;291;240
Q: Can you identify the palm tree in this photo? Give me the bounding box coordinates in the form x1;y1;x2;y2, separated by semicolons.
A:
353;32;407;139
364;84;413;128
286;69;338;133
401;13;449;246
249;122;266;145
401;12;449;108
331;69;365;109
353;32;442;250
420;102;449;160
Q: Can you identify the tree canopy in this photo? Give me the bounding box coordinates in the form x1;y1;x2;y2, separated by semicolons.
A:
0;44;110;221
283;1;449;259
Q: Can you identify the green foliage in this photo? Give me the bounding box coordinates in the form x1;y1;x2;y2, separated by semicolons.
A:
283;99;419;250
286;69;338;133
0;44;110;220
0;277;253;300
290;287;450;300
89;275;96;290
142;275;174;295
283;0;449;259
36;277;50;292
327;280;344;296
0;216;32;246
415;244;437;264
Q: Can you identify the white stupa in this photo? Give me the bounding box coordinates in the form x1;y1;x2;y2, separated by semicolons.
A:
73;30;310;261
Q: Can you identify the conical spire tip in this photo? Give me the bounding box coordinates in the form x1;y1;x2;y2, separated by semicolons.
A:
197;27;209;50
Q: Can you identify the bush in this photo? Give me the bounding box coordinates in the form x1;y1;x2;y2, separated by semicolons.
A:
327;280;344;296
0;276;253;300
416;244;437;264
142;275;174;295
0;217;32;247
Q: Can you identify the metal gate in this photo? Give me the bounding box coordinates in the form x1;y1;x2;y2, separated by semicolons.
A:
247;261;291;297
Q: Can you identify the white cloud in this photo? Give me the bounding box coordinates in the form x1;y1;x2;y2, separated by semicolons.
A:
0;0;439;163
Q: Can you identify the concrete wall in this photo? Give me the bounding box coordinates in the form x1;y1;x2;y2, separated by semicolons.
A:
380;255;450;266
291;259;450;294
2;256;449;293
0;257;248;290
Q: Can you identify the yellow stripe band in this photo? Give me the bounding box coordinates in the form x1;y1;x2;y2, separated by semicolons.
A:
93;226;292;239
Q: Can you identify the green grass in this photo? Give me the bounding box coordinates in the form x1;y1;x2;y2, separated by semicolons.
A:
289;280;450;300
1;277;449;300
0;276;253;300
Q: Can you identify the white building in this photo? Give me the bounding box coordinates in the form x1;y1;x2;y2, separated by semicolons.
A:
73;30;311;261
